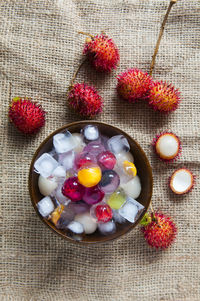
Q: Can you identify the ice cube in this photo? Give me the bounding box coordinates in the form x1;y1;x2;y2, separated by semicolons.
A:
34;153;59;178
53;131;77;154
51;165;66;178
48;148;58;159
115;151;134;164
107;135;130;154
118;197;144;223
112;209;126;224
58;151;75;171
98;220;116;235
120;175;141;199
83;125;99;141
72;133;86;153
37;196;54;217
67;221;84;234
113;165;130;185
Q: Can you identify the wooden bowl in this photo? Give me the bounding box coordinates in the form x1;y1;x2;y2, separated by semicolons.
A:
29;121;153;244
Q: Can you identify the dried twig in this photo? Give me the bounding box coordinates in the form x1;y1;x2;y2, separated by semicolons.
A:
78;31;94;39
68;58;87;92
149;0;178;76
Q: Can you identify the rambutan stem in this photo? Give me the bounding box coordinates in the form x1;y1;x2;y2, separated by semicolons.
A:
68;58;87;91
149;0;178;76
78;31;94;39
150;202;156;220
149;201;161;227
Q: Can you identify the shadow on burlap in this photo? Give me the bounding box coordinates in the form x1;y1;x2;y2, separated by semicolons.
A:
0;0;199;300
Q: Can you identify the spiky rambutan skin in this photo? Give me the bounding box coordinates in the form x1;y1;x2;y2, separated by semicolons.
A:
117;68;153;103
152;131;181;163
83;34;119;72
9;97;45;134
68;83;103;118
148;81;180;113
141;212;177;249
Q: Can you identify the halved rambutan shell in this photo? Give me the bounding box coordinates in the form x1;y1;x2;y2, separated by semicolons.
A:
153;131;181;162
169;168;194;195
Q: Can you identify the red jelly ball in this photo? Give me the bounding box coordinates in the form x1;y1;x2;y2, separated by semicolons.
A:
83;185;105;205
95;204;112;222
62;177;84;202
97;151;116;169
75;151;97;169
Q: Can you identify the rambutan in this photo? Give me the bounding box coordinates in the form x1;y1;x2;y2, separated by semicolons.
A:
83;33;119;72
141;212;177;249
117;68;153;102
148;81;180;113
9;97;45;134
153;131;181;162
169;168;194;195
68;83;103;118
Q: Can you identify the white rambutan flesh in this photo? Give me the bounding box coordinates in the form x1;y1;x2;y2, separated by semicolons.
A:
153;132;181;162
156;134;179;159
170;168;194;195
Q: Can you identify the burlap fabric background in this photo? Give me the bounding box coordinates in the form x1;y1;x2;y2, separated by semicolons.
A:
0;0;199;300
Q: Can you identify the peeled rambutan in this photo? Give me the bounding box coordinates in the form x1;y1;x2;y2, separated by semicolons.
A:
83;34;119;72
148;81;180;113
117;68;153;102
68;83;103;118
9;97;45;134
153;131;181;163
141;212;177;249
169;168;194;195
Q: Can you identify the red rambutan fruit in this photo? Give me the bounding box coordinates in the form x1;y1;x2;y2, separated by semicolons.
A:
169;168;194;195
83;33;119;72
141;212;177;249
9;97;45;134
153;131;181;163
68;83;103;118
117;68;153;102
148;81;180;113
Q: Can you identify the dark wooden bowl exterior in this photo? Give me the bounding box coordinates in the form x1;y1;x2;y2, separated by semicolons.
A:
29;121;153;244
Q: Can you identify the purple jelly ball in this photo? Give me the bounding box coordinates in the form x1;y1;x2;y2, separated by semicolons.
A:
62;177;85;202
99;170;120;194
83;142;105;156
83;185;105;205
67;201;90;214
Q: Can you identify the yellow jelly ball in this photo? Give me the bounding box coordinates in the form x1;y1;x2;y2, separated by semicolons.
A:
78;166;102;188
123;160;137;177
51;205;65;225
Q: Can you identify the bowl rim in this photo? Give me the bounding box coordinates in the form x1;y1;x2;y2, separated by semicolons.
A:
29;120;153;244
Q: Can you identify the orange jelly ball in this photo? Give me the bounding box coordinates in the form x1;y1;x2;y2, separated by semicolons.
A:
78;164;102;188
